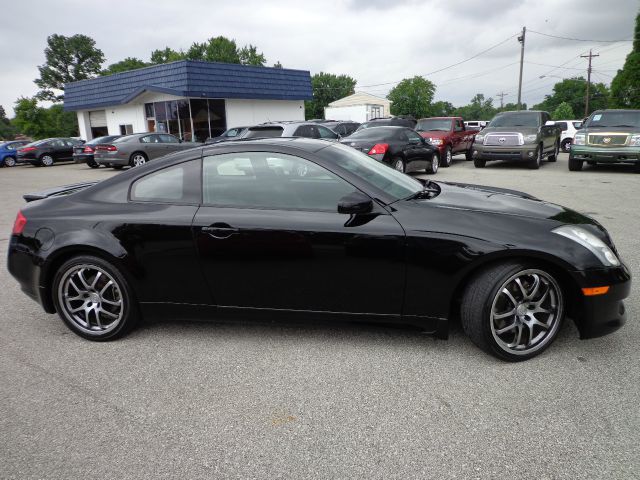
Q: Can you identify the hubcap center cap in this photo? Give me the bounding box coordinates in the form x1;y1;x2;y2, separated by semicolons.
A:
516;304;529;316
88;292;100;305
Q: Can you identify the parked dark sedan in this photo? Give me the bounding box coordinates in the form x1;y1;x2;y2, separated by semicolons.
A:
73;135;121;168
17;138;85;166
8;138;630;361
341;126;440;173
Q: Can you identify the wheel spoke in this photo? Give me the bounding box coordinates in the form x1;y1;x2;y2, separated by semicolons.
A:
100;280;113;296
493;308;516;320
496;322;518;335
77;269;91;289
507;324;523;348
527;274;541;300
91;271;102;289
68;278;84;294
101;298;121;307
501;288;518;307
100;309;118;319
514;278;527;299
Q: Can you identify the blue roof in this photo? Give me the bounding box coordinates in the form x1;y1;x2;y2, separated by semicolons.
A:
63;60;313;111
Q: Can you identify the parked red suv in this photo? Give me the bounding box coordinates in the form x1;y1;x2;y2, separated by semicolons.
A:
415;117;479;167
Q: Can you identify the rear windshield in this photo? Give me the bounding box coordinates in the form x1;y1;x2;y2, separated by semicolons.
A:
244;127;284;138
489;113;540;127
87;136;119;145
585;111;640;128
347;127;396;140
415;119;451;132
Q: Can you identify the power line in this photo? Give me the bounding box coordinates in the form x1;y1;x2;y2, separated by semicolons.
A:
528;29;632;43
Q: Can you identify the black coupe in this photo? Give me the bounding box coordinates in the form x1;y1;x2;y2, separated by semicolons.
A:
7;138;630;361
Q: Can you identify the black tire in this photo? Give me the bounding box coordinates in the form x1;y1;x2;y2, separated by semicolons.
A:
634;162;640;173
568;157;583;171
561;138;572;153
473;158;486;168
3;156;17;167
465;149;473;161
112;165;124;170
39;154;55;167
391;156;405;173
461;262;564;361
87;159;100;169
528;145;542;169
547;140;559;162
52;255;139;341
426;153;439;174
441;146;452;168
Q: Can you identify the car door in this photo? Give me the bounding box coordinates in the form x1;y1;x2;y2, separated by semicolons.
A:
61;139;76;160
140;134;163;159
159;134;184;154
192;150;406;317
453;119;466;152
404;130;432;170
541;113;555;150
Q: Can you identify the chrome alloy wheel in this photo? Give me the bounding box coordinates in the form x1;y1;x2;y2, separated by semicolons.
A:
41;155;54;166
57;264;124;335
490;269;563;356
394;158;404;172
132;154;146;167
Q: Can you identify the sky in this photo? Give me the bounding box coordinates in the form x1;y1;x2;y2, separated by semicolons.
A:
0;0;637;116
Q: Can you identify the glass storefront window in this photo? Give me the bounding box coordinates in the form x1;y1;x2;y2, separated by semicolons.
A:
190;99;210;142
177;100;192;141
208;99;226;138
147;99;225;141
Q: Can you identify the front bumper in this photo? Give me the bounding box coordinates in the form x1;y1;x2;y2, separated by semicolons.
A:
572;264;631;339
570;145;640;164
472;144;538;162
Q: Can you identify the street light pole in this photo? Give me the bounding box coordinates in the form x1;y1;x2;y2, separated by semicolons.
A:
517;26;526;111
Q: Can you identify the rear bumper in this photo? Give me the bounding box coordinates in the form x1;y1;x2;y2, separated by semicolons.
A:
73;153;94;163
570;145;640;164
472;144;538;162
571;264;631;339
94;153;129;166
7;236;52;312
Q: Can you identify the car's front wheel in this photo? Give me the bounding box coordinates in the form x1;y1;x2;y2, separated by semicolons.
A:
547;140;559;162
3;156;16;167
473;158;486;168
461;262;564;361
53;255;138;341
426;153;439;174
441;146;452;167
528;145;542;169
568;157;583;171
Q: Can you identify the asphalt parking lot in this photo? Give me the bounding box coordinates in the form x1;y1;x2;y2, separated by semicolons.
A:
1;154;638;479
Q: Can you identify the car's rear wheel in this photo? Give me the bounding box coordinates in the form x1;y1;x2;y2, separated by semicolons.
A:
461;262;564;361
561;138;572;153
129;152;147;167
3;156;16;167
53;255;138;341
392;157;405;173
426;153;439;174
40;154;54;167
465;148;473;161
442;146;452;167
113;165;124;170
473;158;486;168
568;157;583;171
87;159;99;169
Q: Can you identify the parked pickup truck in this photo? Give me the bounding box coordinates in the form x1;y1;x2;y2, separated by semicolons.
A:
569;109;640;173
472;110;561;169
415;117;479;167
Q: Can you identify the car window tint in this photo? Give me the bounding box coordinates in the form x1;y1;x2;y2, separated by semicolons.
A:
140;135;154;143
293;125;314;138
396;130;409;142
202;152;356;211
159;134;178;143
131;160;200;203
556;122;568;131
50;139;65;147
317;125;337;139
406;131;422;143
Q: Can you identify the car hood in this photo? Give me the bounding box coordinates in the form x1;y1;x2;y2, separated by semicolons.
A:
578;126;639;134
417;131;449;139
425;181;595;225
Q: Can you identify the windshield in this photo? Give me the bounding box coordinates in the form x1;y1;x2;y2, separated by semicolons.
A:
325;143;422;201
347;127;396;140
415;119;451;132
489;113;540;127
585;111;640;128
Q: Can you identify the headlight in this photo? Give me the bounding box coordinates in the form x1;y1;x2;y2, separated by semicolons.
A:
552;226;620;266
475;134;485;143
429;138;442;145
573;133;586;145
523;134;538;143
629;134;640;146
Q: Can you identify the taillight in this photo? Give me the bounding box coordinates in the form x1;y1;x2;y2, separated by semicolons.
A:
20;146;36;152
368;143;389;155
12;211;27;235
96;145;117;152
83;146;95;153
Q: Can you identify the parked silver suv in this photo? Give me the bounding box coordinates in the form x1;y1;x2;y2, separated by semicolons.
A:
243;121;340;140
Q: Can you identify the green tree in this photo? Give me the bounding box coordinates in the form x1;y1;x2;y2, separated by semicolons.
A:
12;97;78;139
0;105;18;140
532;77;608;117
552;101;575;120
387;76;436;118
498;102;526;113
239;44;266;66
35;34;105;102
101;57;148;76
429;100;455;117
150;47;186;64
187;37;240;63
305;72;357;119
611;11;640;108
454;94;497;120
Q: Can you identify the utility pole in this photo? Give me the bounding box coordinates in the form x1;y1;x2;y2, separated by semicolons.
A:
517;26;526;111
580;49;599;117
496;91;509;109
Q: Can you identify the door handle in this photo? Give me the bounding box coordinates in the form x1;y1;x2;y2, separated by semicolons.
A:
202;223;239;239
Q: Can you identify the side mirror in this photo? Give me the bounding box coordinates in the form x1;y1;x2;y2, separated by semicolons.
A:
545;120;556;126
338;191;373;214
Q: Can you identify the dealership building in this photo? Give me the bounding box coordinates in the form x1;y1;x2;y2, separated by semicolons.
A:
63;60;313;141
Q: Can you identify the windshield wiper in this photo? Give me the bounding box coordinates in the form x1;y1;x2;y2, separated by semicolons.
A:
403;180;441;200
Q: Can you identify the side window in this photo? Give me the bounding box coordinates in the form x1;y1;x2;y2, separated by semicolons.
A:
202;152;356;211
317;125;338;139
396;130;409;142
6;143;17;151
556;122;568;132
293;125;314;138
130;160;200;203
140;135;154;143
407;131;423;144
50;139;65;147
455;120;464;131
160;134;179;143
